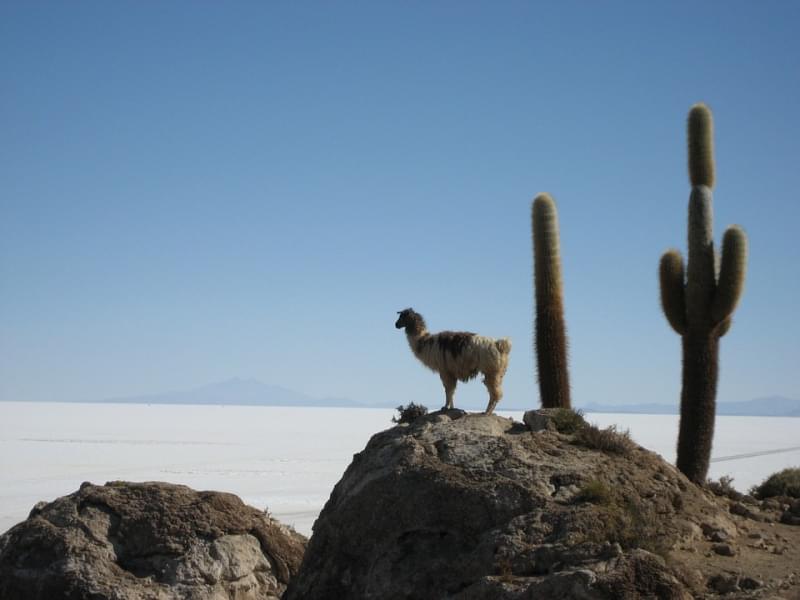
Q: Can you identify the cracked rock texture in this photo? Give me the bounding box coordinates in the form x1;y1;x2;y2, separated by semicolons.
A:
285;410;734;600
0;481;306;600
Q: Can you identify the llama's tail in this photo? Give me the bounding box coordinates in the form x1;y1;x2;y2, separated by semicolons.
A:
495;338;512;355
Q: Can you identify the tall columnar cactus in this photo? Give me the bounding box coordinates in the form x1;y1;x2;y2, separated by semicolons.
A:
659;103;748;484
532;193;571;408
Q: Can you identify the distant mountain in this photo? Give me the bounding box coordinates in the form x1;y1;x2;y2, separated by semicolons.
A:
99;378;362;408
5;381;797;416
716;396;800;417
578;396;800;417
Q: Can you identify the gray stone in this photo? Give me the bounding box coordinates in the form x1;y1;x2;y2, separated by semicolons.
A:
0;481;307;600
701;522;733;543
708;573;739;594
712;543;737;556
709;530;729;543
285;412;712;599
730;501;763;520
523;409;557;432
780;499;800;526
740;576;763;590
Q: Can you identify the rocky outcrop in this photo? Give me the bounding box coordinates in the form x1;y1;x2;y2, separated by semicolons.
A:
0;481;306;600
285;410;735;599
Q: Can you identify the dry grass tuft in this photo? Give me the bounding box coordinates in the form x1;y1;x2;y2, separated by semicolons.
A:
574;423;636;455
706;475;742;500
575;480;613;505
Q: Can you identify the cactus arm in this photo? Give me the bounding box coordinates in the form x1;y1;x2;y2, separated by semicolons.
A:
685;186;716;322
688;103;715;188
712;225;748;324
715;316;732;338
532;193;564;308
659;249;687;335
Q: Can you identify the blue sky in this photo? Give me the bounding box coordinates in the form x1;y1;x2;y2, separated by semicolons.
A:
1;1;798;409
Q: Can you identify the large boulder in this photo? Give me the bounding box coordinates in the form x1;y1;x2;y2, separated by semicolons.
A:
284;410;735;599
0;481;307;600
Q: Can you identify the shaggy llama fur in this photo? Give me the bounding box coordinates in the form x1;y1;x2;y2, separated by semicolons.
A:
395;308;511;415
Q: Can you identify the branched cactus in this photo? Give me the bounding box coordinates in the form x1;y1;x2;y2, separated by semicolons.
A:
659;103;748;483
532;193;571;408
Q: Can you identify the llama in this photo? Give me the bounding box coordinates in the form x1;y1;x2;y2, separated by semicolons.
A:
394;308;512;415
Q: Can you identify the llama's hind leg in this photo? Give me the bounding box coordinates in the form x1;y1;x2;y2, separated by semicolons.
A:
483;371;503;415
440;373;457;410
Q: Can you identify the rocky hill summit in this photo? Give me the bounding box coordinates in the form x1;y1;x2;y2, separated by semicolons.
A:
0;481;307;600
1;410;798;599
285;409;800;599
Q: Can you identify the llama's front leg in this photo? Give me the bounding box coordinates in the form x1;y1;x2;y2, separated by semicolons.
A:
440;373;457;410
483;372;503;415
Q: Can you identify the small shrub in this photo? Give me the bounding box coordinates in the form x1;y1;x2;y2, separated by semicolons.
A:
579;497;672;558
750;467;800;499
575;480;613;505
614;499;673;558
494;556;514;583
574;423;635;455
392;402;429;424
550;408;587;434
707;475;742;500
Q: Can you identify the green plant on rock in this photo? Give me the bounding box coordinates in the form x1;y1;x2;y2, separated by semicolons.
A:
750;468;800;499
392;402;428;424
550;408;586;434
532;193;571;408
659;103;748;484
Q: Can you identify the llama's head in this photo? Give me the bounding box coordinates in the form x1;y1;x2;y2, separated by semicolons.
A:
395;308;426;335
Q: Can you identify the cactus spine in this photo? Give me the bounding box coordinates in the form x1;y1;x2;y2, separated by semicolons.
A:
659;104;748;484
532;193;571;408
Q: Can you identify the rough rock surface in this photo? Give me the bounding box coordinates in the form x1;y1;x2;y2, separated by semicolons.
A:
0;481;307;600
285;410;727;599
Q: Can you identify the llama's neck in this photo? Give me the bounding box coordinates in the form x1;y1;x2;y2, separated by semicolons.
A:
406;329;429;359
405;324;428;349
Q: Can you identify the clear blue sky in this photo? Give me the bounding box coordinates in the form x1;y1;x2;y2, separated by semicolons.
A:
2;1;798;409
